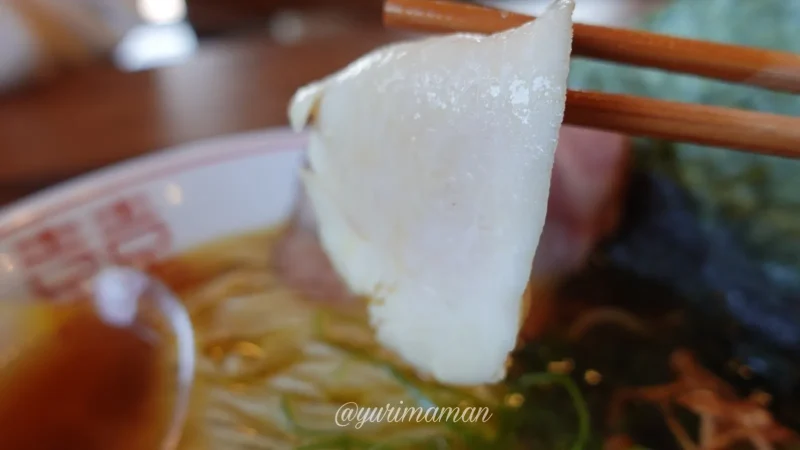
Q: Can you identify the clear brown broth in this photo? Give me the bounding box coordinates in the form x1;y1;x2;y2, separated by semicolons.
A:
0;304;172;450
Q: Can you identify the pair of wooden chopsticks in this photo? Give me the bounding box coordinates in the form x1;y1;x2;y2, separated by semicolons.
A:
383;0;800;158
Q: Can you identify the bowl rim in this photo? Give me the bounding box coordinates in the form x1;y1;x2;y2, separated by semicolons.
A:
0;127;307;241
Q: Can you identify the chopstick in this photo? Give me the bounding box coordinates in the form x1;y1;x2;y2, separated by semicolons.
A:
384;0;800;158
565;91;800;158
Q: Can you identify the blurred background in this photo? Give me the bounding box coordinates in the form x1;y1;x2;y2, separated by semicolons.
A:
0;0;662;206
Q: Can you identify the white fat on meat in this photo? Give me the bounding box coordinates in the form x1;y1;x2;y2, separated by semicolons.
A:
288;0;575;385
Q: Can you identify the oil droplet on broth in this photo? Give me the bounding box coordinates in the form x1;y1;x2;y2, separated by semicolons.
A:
505;393;525;408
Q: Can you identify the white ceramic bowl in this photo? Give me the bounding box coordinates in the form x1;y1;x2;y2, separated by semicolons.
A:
0;128;306;300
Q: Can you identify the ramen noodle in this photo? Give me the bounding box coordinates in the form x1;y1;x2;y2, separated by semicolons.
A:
164;228;507;449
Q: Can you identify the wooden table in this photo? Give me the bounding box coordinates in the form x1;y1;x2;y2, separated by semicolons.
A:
0;28;399;206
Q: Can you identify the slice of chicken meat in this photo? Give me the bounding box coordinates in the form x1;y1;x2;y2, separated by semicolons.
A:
275;125;630;305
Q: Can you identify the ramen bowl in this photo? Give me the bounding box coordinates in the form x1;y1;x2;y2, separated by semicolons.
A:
0;129;307;449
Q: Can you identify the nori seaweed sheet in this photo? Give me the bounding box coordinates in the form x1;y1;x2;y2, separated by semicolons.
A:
508;172;800;449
